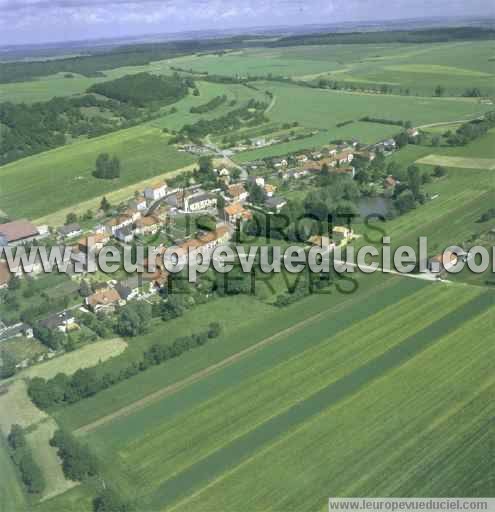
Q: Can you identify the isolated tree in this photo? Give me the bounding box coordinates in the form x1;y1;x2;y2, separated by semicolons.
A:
110;156;121;178
95;153;110;176
94;154;120;179
198;156;213;173
207;322;222;339
100;196;111;212
79;280;93;298
83;209;93;221
431;136;441;147
434;85;445;97
395;190;417;214
65;212;78;225
433;166;447;178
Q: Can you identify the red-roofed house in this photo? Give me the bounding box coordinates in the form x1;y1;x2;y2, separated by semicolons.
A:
0;220;39;246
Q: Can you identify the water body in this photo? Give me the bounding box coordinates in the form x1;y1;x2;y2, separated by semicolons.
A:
358;196;394;218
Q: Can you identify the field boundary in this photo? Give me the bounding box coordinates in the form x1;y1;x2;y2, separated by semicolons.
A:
149;291;494;510
74;278;401;435
34;164;196;226
416;154;495;170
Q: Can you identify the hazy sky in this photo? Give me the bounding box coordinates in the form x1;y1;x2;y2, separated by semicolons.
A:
0;0;492;46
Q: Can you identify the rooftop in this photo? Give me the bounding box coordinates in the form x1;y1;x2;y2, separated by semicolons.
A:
87;288;121;307
0;219;39;243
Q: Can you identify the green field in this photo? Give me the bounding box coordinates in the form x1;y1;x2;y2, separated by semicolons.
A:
171;302;494;511
3;41;494;104
54;272;396;432
167;42;495;97
232;81;492;162
0;125;193;221
0;436;26;512
416;154;495;170
2;35;494;512
36;278;495;511
0;78;269;222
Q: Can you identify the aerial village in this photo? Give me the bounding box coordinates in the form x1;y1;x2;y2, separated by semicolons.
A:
0;133;415;362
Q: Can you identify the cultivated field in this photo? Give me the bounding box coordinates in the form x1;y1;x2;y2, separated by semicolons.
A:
0;338;130;509
233;81;492;162
0;381;74;506
171;302;494;511
0;125;193;221
55;273;397;432
1;35;494;512
416;154;495;170
18;338;128;381
40;280;494;510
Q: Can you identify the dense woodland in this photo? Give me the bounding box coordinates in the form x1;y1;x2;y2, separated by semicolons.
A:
0;73;191;165
88;72;193;107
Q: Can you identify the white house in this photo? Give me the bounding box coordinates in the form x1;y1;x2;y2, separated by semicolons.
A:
58;223;82;240
105;215;133;235
184;192;218;213
248;176;265;188
114;226;134;244
129;196;148;211
144;182;168;202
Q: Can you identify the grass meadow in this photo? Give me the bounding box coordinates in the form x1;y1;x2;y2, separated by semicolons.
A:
0;435;26;512
1;38;494;512
168;41;495;96
171;301;494;511
0;125;193;221
37;280;494;511
54;272;400;432
233;81;492;162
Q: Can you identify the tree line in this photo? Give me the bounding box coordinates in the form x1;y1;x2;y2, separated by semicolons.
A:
177;99;268;141
269;27;495;48
49;428;133;511
0;93;153;165
190;94;228;114
445;112;495;146
88;72;193;107
7;425;45;495
27;323;222;409
93;153;121;180
360;116;411;127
